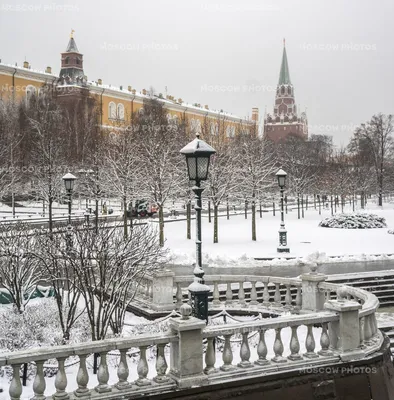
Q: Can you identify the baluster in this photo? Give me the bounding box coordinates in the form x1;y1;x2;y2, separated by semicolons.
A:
359;317;366;349
212;282;221;306
285;285;292;308
176;283;183;308
238;282;246;307
204;337;216;374
9;364;22;400
262;282;270;305
364;315;373;344
96;352;111;393
304;325;318;358
274;283;281;305
255;329;269;365
32;360;46;399
54;358;69;399
154;343;169;382
136;346;151;386
116;349;131;389
272;328;287;363
288;326;302;360
225;283;233;305
318;322;332;356
74;355;89;397
250;281;258;306
371;314;378;338
220;334;234;371
295;287;302;311
238;332;252;368
325;290;331;301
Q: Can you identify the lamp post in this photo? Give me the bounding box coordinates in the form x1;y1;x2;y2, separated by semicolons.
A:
276;168;289;253
62;173;77;251
180;134;216;322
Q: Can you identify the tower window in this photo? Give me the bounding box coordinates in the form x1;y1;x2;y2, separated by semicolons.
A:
281;87;285;95
76;58;80;65
288;87;292;95
65;57;69;65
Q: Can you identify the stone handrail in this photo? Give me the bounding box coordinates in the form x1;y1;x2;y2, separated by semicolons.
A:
0;332;178;399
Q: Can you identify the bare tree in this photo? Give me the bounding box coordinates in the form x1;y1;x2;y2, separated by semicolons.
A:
0;223;41;313
350;114;394;206
234;133;276;240
47;222;167;341
135;99;186;246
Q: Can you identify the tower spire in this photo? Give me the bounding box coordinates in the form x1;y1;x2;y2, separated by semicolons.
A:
278;40;291;85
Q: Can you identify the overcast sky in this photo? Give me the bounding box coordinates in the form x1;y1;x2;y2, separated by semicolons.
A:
0;0;393;146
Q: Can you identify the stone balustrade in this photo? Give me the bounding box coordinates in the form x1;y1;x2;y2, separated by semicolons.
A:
0;273;384;399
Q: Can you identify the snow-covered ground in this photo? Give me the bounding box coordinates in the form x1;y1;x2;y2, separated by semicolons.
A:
163;202;394;267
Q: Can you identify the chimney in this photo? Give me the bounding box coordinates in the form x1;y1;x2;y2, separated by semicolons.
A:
132;89;136;94
45;66;52;74
128;85;132;92
142;89;147;95
98;78;102;85
120;85;123;90
23;61;29;69
205;105;209;110
178;98;183;104
252;107;259;122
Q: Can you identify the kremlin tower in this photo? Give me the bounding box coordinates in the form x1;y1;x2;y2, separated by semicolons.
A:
264;40;308;142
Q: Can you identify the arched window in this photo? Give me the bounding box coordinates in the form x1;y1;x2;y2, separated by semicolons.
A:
26;85;37;102
190;119;201;135
109;102;116;119
226;126;235;138
65;57;69;65
281;86;285;95
288;87;292;95
210;122;218;136
117;103;125;120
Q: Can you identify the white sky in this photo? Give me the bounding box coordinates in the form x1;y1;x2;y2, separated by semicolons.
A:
0;0;393;146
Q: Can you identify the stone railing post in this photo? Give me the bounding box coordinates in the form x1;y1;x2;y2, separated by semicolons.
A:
151;269;175;311
324;286;363;361
301;269;327;312
169;304;207;389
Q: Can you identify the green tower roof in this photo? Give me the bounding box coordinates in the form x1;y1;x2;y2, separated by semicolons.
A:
278;40;291;85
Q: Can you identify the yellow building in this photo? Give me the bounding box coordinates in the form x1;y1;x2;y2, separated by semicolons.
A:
0;33;258;139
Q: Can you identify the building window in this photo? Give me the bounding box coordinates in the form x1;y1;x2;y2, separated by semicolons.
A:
76;58;81;65
65;57;69;65
26;85;37;102
281;86;285;95
117;103;125;120
109;102;116;119
226;126;235;138
190;119;201;135
210;122;218;136
288;87;292;95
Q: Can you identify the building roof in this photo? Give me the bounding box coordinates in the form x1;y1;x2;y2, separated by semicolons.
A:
65;37;79;53
278;42;291;85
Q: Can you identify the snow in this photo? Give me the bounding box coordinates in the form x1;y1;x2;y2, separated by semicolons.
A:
164;203;394;267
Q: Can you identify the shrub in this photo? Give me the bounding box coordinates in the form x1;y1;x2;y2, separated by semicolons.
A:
319;213;387;229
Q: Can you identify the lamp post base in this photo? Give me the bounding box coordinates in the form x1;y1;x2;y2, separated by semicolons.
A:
277;246;290;253
189;283;210;323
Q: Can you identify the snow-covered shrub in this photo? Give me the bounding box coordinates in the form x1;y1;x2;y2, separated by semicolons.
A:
319;213;387;229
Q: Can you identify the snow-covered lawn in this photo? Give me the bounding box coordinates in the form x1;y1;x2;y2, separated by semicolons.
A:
163;202;394;266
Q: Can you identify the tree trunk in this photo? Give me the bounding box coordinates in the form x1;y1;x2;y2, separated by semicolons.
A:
159;206;164;247
306;196;308;210
259;200;262;218
95;198;99;233
123;195;128;238
48;196;53;233
273;202;275;216
213;204;218;243
244;200;248;219
330;195;334;216
252;199;256;241
318;196;321;215
301;195;304;218
208;200;211;223
186;200;191;239
226;199;230;220
297;195;300;219
314;194;316;210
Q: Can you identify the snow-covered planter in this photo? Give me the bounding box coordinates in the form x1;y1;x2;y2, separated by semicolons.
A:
319;213;387;229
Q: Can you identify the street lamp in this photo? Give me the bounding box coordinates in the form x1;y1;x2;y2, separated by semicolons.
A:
180;134;216;322
62;173;77;250
276;168;289;253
